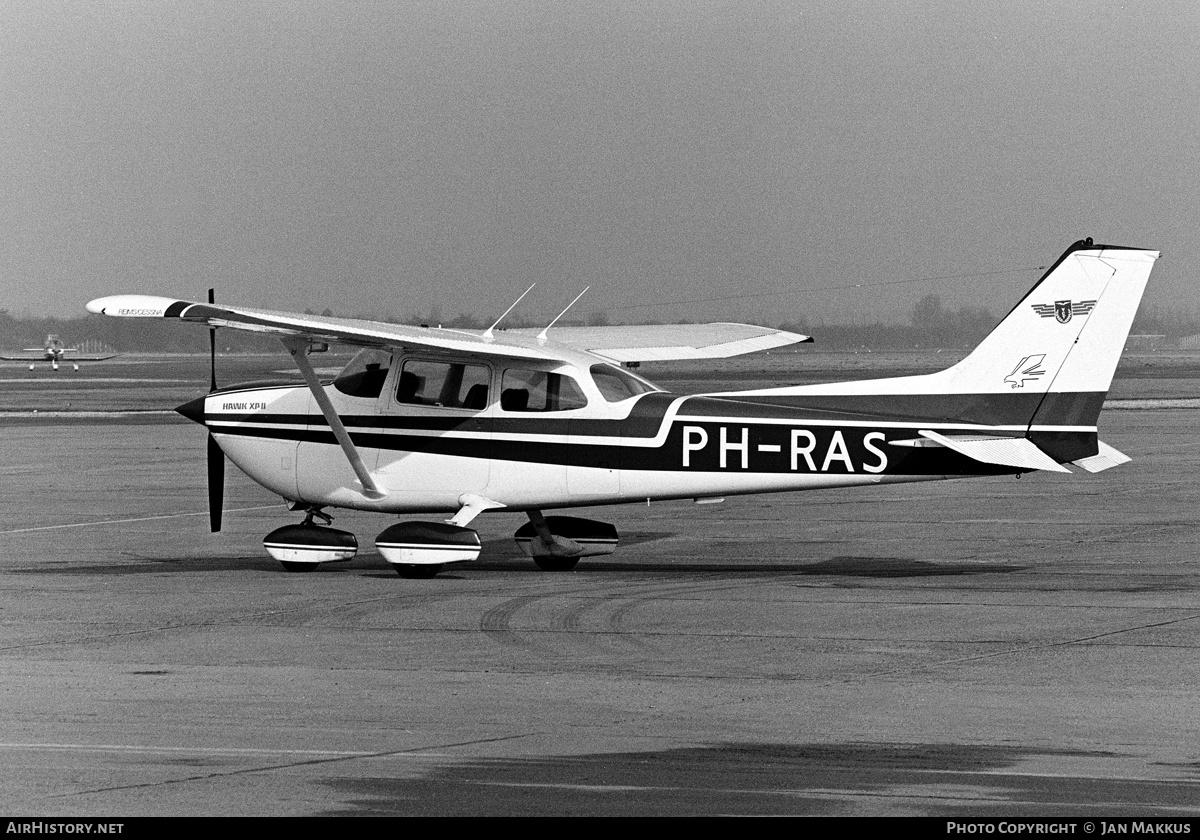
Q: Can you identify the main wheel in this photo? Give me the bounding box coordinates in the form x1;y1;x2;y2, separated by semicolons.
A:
533;556;580;572
280;561;318;573
393;564;443;579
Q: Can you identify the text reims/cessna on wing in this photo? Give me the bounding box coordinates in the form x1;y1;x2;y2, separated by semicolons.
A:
87;239;1158;577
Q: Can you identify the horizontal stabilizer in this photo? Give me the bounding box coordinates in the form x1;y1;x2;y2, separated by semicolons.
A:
1070;441;1132;473
918;430;1071;473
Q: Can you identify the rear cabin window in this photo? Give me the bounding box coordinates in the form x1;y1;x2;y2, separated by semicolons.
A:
332;349;391;398
590;364;660;402
396;359;490;409
500;369;588;412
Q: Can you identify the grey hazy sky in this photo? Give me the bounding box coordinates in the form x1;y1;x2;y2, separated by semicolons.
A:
3;0;1198;326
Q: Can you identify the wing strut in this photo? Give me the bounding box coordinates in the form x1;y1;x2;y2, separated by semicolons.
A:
282;337;386;500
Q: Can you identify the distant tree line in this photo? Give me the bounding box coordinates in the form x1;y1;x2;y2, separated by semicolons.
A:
1;296;1195;353
782;295;1198;350
781;294;1001;350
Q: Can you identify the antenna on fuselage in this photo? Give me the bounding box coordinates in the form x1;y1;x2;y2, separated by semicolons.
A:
482;283;536;340
537;287;589;342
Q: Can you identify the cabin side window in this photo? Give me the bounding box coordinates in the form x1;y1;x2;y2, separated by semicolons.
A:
500;369;588;412
396;359;491;409
332;349;392;398
590;363;660;402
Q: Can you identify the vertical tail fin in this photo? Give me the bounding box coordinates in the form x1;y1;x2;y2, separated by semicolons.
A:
724;240;1159;445
935;239;1159;411
935;240;1158;460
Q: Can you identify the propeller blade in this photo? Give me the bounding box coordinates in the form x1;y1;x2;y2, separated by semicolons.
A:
201;288;224;532
207;432;224;533
208;288;217;392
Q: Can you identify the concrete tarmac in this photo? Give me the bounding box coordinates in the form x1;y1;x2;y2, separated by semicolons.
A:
1;406;1199;816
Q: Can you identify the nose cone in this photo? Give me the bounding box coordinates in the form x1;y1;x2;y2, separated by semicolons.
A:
176;395;208;425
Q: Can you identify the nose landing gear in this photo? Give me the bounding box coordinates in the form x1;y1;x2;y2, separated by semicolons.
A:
263;508;358;573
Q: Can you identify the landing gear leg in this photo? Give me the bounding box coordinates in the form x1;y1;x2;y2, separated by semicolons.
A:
302;507;332;527
527;510;581;572
514;514;618;569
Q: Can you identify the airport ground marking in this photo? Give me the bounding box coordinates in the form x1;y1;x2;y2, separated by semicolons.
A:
857;612;1200;679
59;732;540;798
1;505;281;534
0;742;375;757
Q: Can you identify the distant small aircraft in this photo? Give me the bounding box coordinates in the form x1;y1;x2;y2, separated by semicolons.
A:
85;238;1158;578
0;334;120;370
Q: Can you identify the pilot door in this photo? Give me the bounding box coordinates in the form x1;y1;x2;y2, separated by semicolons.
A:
375;355;492;501
295;350;387;502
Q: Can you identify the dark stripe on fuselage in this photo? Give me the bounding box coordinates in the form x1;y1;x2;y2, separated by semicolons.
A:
209;391;681;438
212;380;304;397
207;390;1104;436
207;418;1029;477
200;387;1102;476
713;391;1106;428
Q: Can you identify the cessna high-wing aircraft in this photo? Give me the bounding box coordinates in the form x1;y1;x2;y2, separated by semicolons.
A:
0;334;120;370
86;239;1157;577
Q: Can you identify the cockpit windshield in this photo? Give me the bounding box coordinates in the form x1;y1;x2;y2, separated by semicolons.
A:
589;363;662;402
333;349;391;398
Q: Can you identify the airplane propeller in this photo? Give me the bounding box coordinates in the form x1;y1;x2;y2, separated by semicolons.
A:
207;433;224;533
206;288;224;532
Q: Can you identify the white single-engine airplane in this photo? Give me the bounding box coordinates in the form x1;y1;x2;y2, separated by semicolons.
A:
86;239;1157;577
0;334;120;371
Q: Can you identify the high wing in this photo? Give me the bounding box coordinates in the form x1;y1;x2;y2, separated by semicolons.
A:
86;295;810;362
508;323;811;363
87;294;560;361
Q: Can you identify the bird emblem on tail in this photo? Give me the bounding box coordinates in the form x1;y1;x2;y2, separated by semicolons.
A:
1004;354;1047;389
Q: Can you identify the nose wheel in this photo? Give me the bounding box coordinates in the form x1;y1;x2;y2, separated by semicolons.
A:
263;507;358;572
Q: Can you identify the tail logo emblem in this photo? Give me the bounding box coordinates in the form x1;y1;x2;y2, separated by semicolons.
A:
1031;299;1096;324
1004;354;1047;389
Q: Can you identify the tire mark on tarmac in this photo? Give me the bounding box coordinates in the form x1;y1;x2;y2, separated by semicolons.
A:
857;611;1200;679
480;574;793;658
479;587;599;657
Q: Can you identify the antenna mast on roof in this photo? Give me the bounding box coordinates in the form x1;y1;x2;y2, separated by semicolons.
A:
537;287;589;342
483;283;536;340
